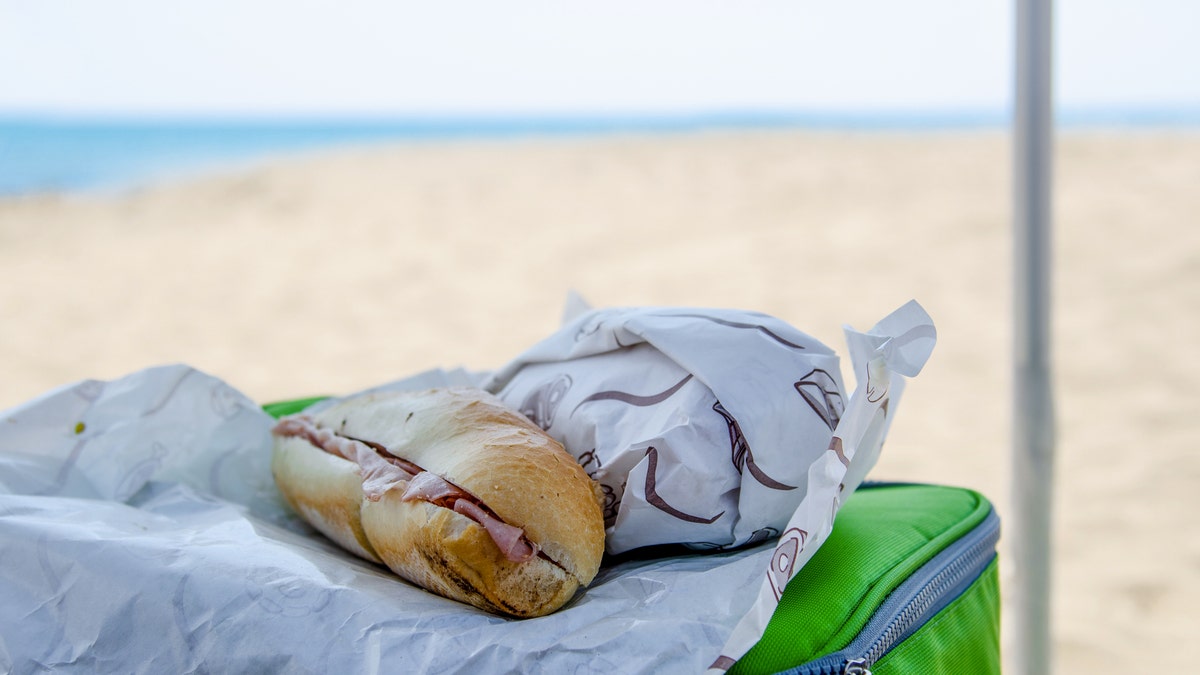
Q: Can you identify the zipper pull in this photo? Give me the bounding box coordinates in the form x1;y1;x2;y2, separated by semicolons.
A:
843;658;873;675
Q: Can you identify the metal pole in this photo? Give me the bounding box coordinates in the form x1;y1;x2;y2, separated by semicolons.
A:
1013;0;1055;674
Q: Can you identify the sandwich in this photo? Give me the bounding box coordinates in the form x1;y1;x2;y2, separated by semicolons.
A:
270;387;606;618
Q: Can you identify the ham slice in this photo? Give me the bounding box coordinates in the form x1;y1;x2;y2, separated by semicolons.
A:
272;415;540;563
400;469;468;504
401;470;540;563
452;499;540;563
273;416;415;500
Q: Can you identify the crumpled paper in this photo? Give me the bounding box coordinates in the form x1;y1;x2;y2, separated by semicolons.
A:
482;299;936;668
0;300;935;673
0;365;770;674
484;306;848;554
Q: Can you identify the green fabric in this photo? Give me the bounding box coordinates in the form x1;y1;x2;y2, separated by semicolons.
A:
262;396;329;419
873;558;1001;675
730;484;993;675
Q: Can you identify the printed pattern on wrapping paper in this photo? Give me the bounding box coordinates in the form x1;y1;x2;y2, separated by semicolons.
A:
516;374;573;431
713;401;796;491
768;527;808;602
794;368;844;431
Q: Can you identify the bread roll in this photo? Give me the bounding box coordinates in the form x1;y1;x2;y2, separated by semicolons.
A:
271;387;606;617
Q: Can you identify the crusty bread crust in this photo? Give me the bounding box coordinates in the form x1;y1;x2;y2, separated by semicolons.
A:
270;387;605;617
362;494;579;617
272;435;382;563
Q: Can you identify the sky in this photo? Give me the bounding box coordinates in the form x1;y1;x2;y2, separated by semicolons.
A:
0;0;1197;117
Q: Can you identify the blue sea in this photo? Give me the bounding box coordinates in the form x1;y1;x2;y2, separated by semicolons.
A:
2;109;1196;196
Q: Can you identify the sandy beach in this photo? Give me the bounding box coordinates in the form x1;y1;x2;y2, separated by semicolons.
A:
1;129;1196;672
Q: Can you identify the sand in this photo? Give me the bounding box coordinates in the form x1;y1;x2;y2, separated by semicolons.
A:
1;129;1196;672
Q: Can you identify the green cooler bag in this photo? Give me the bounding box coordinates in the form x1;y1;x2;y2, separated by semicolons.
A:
734;483;1001;675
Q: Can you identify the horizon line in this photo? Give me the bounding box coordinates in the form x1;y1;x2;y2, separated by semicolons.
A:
3;106;1200;131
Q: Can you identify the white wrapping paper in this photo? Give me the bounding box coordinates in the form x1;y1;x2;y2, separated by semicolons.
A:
483;299;936;668
0;365;770;674
0;301;934;673
484;307;848;554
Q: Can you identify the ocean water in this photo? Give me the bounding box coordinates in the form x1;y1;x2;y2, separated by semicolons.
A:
1;110;1194;196
0;113;1002;196
0;117;598;196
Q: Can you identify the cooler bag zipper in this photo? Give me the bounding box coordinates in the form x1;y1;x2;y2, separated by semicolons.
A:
781;507;1000;675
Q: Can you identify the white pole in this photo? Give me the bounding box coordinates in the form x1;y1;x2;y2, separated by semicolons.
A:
1013;0;1055;674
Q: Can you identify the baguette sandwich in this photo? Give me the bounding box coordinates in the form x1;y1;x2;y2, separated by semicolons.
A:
270;387;606;618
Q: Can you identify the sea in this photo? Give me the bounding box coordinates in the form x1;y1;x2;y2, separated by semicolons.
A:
1;109;1195;197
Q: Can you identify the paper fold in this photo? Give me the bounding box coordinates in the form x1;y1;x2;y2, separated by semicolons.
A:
711;300;936;669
